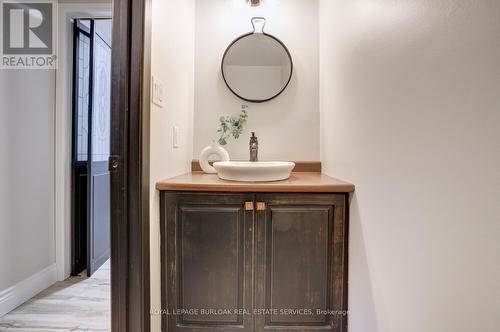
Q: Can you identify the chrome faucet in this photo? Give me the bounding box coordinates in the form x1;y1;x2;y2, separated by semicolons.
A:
249;132;258;162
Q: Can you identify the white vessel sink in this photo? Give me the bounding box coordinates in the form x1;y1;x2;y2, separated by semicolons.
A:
213;161;295;182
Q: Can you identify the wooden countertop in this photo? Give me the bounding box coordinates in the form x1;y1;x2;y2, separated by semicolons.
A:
156;172;355;193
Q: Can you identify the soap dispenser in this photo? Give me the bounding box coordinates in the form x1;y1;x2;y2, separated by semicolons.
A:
250;132;258;162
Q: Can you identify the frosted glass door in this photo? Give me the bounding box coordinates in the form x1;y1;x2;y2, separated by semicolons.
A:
88;19;112;276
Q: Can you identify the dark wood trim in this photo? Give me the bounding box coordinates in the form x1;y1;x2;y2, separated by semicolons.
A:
160;191;167;332
110;0;128;329
128;0;151;329
191;160;322;173
110;0;151;330
342;193;351;332
86;19;95;278
71;20;82;276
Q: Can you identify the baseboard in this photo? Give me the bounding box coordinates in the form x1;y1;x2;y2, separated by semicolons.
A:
0;264;57;317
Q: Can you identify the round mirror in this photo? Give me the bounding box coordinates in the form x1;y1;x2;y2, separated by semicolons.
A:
222;18;293;103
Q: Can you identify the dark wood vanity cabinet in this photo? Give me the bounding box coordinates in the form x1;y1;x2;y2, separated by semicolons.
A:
160;192;348;332
253;194;348;332
161;192;254;332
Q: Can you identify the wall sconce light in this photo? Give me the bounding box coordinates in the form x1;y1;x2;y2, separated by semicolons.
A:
247;0;263;7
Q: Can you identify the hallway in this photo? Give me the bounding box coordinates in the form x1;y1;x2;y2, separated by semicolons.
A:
0;261;110;331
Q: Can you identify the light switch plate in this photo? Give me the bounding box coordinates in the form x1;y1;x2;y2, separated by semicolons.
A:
152;76;164;107
173;126;179;148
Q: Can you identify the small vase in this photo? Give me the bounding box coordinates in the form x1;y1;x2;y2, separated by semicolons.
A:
199;143;230;174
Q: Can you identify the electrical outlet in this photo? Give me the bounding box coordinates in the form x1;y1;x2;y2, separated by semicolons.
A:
152;76;164;107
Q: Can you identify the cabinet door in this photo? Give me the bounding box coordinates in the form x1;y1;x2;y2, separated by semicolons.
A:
254;194;348;332
161;192;254;332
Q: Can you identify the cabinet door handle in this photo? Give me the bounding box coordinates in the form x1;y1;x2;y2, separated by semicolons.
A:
256;202;266;211
245;201;254;211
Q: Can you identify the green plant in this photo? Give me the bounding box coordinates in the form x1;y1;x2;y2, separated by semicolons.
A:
217;105;248;146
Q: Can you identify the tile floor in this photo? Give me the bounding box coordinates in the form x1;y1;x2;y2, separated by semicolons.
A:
0;260;110;331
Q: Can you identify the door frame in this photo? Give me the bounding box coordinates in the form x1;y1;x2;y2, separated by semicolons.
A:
110;0;151;330
54;0;152;330
70;18;92;276
55;1;113;283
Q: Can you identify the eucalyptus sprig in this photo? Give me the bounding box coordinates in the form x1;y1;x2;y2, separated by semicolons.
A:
217;105;248;146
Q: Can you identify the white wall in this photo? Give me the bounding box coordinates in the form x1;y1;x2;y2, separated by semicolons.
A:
0;2;112;317
149;0;195;330
193;0;319;161
320;1;500;331
0;70;56;314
